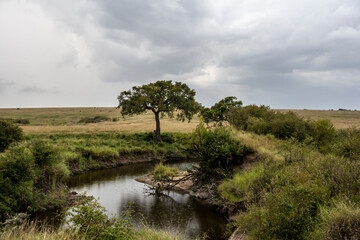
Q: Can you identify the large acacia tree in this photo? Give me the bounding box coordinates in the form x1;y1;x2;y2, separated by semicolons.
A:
118;80;199;143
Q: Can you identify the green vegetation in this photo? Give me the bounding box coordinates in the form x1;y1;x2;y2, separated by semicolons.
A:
0;118;30;125
0;131;188;222
0;120;23;152
200;96;242;126
78;115;111;124
0;140;68;221
187;124;252;180
216;129;360;239
312;200;360;240
118;80;200;142
67;199;133;239
1;99;360;239
152;162;179;182
0;199;181;240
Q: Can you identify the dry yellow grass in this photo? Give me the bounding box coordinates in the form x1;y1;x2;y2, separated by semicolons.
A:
1;107;359;134
0;107;200;134
275;109;360;129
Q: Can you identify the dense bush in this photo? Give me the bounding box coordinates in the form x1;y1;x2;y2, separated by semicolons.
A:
227;105;340;152
187;124;252;180
236;182;328;240
334;128;360;161
0;141;69;221
0;120;23;152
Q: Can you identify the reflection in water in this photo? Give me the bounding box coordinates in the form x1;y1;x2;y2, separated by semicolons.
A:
68;162;227;239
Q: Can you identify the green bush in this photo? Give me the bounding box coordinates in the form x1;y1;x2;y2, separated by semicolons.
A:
0;120;23;152
0;141;69;220
227;105;274;131
334;128;360;161
67;199;133;240
311;119;335;153
236;182;328;240
152;162;179;182
187;124;252;180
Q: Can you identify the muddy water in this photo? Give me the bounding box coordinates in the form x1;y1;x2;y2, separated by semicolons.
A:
67;162;227;239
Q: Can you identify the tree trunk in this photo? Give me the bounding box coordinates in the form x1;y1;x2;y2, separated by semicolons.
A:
154;111;161;143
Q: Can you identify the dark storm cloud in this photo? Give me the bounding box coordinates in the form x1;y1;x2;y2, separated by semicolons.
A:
1;0;359;108
86;0;360;108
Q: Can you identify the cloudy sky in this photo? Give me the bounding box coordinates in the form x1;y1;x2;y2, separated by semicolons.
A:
0;0;359;109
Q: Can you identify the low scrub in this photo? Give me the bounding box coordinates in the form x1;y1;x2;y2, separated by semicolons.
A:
78;115;111;124
313;200;360;240
153;162;179;182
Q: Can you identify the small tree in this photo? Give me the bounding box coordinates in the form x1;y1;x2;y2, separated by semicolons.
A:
201;96;242;126
117;80;199;143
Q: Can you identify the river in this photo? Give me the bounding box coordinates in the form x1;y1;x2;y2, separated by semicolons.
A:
67;162;227;239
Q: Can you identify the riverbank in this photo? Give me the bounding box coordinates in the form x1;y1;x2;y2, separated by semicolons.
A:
136;171;242;222
0;132;189;222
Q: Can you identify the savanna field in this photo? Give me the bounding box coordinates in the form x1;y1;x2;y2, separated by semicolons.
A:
1;106;360;239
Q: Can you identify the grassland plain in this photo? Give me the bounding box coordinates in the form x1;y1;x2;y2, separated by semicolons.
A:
275;109;360;129
1;107;359;134
0;107;200;134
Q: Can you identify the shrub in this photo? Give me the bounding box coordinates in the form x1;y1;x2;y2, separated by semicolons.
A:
78;115;111;124
67;199;133;239
0;141;69;220
0;120;23;152
236;182;328;240
227;105;273;130
334;128;360;161
228;106;313;142
313;200;360;240
152;162;179;182
187;124;252;180
311;119;335;153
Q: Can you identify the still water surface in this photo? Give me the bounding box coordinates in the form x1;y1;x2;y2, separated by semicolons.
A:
68;162;227;239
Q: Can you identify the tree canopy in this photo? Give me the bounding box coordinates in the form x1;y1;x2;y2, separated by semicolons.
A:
201;96;242;126
118;80;199;142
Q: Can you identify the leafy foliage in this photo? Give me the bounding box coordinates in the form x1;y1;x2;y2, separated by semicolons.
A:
0;120;23;152
201;96;242;126
187;124;252;180
118;80;199;142
67;199;133;240
0;141;69;221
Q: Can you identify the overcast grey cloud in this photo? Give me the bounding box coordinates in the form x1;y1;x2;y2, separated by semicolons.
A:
0;0;359;109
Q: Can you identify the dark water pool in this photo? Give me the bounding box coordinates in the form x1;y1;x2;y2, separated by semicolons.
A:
67;162;227;239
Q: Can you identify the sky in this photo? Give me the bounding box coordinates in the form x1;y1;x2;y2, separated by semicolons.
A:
0;0;359;109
